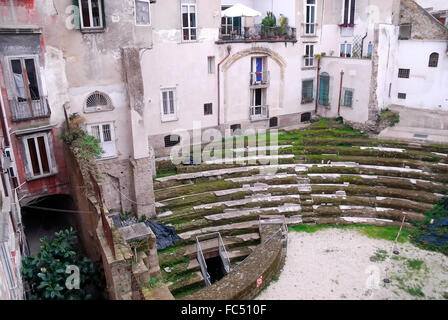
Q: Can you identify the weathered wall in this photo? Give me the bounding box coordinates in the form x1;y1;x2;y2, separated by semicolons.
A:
318;56;372;123
184;225;285;300
400;0;448;40
392;40;448;111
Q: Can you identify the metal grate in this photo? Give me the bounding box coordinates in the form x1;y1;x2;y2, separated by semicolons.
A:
429;53;439;68
164;135;180;147
352;35;363;58
204;103;213;115
86;91;112;110
398;69;410;79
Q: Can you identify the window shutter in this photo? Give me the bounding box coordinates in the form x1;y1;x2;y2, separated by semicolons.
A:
319;75;330;106
101;0;106;28
72;0;81;29
350;0;356;25
343;0;349;25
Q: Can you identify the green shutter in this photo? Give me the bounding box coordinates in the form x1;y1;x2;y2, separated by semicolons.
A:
72;0;81;29
101;0;106;28
319;75;330;106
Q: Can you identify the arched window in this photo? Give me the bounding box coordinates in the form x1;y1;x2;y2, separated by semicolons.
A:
319;72;330;106
85;91;113;112
429;52;439;68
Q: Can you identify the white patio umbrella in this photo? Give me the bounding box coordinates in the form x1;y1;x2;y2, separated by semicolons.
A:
221;3;261;17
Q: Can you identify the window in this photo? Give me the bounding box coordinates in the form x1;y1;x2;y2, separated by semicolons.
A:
302;79;314;103
305;0;316;35
343;0;356;26
398;93;407;100
87;123;117;158
304;44;314;67
204;103;213;115
21;132;55;180
399;24;411;40
164;135;180;147
398;68;410;79
78;0;104;29
8;56;49;120
319;73;330;106
250;88;268;120
208;56;215;74
269;117;278;128
181;0;197;41
250;57;268;85
160;88;177;121
221;6;241;36
340;42;352;57
135;0;151;26
85;91;113;112
367;42;373;58
429;52;439;68
341;88;354;107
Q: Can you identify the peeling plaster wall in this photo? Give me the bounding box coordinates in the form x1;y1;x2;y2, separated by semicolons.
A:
392;40;448;111
0;0;153;210
318;56;372;123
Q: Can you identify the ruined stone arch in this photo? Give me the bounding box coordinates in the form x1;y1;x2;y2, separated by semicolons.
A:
221;47;286;123
221;47;287;72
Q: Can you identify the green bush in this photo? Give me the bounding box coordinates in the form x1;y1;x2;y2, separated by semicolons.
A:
376;109;400;127
262;11;276;28
22;228;105;300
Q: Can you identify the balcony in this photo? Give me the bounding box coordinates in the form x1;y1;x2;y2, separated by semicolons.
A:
250;105;269;121
217;26;296;44
250;71;270;87
9;98;50;121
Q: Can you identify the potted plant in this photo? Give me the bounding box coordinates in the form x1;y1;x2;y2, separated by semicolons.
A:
262;11;276;38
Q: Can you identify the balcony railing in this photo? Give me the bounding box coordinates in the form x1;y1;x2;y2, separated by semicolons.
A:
218;25;296;43
250;105;269;121
250;71;270;86
9;98;50;121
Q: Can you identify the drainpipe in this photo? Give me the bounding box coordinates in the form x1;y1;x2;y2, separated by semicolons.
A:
217;45;231;127
361;32;368;57
338;70;345;116
315;57;321;113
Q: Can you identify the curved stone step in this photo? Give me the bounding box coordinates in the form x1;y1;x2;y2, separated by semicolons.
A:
156;164;302;183
204;204;302;222
193;194;301;211
178;220;261;240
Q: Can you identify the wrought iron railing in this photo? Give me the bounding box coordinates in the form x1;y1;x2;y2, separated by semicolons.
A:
250;105;269;121
196;236;211;287
219;25;296;42
217;233;231;274
9;98;50;121
250;71;270;86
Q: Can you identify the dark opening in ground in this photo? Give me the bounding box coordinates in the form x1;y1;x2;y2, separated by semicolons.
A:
21;194;79;255
205;255;227;284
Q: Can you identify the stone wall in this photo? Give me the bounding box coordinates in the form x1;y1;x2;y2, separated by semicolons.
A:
184;225;285;300
400;0;448;40
63;145;102;261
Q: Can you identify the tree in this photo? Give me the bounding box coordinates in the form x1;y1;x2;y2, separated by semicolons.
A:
22;228;105;300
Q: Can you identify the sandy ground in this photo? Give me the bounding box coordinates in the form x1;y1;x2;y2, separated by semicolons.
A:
256;229;448;300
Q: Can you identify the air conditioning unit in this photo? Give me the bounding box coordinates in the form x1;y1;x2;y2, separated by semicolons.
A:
3;147;17;178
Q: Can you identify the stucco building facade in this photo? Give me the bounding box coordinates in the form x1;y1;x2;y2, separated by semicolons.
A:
0;0;447;299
